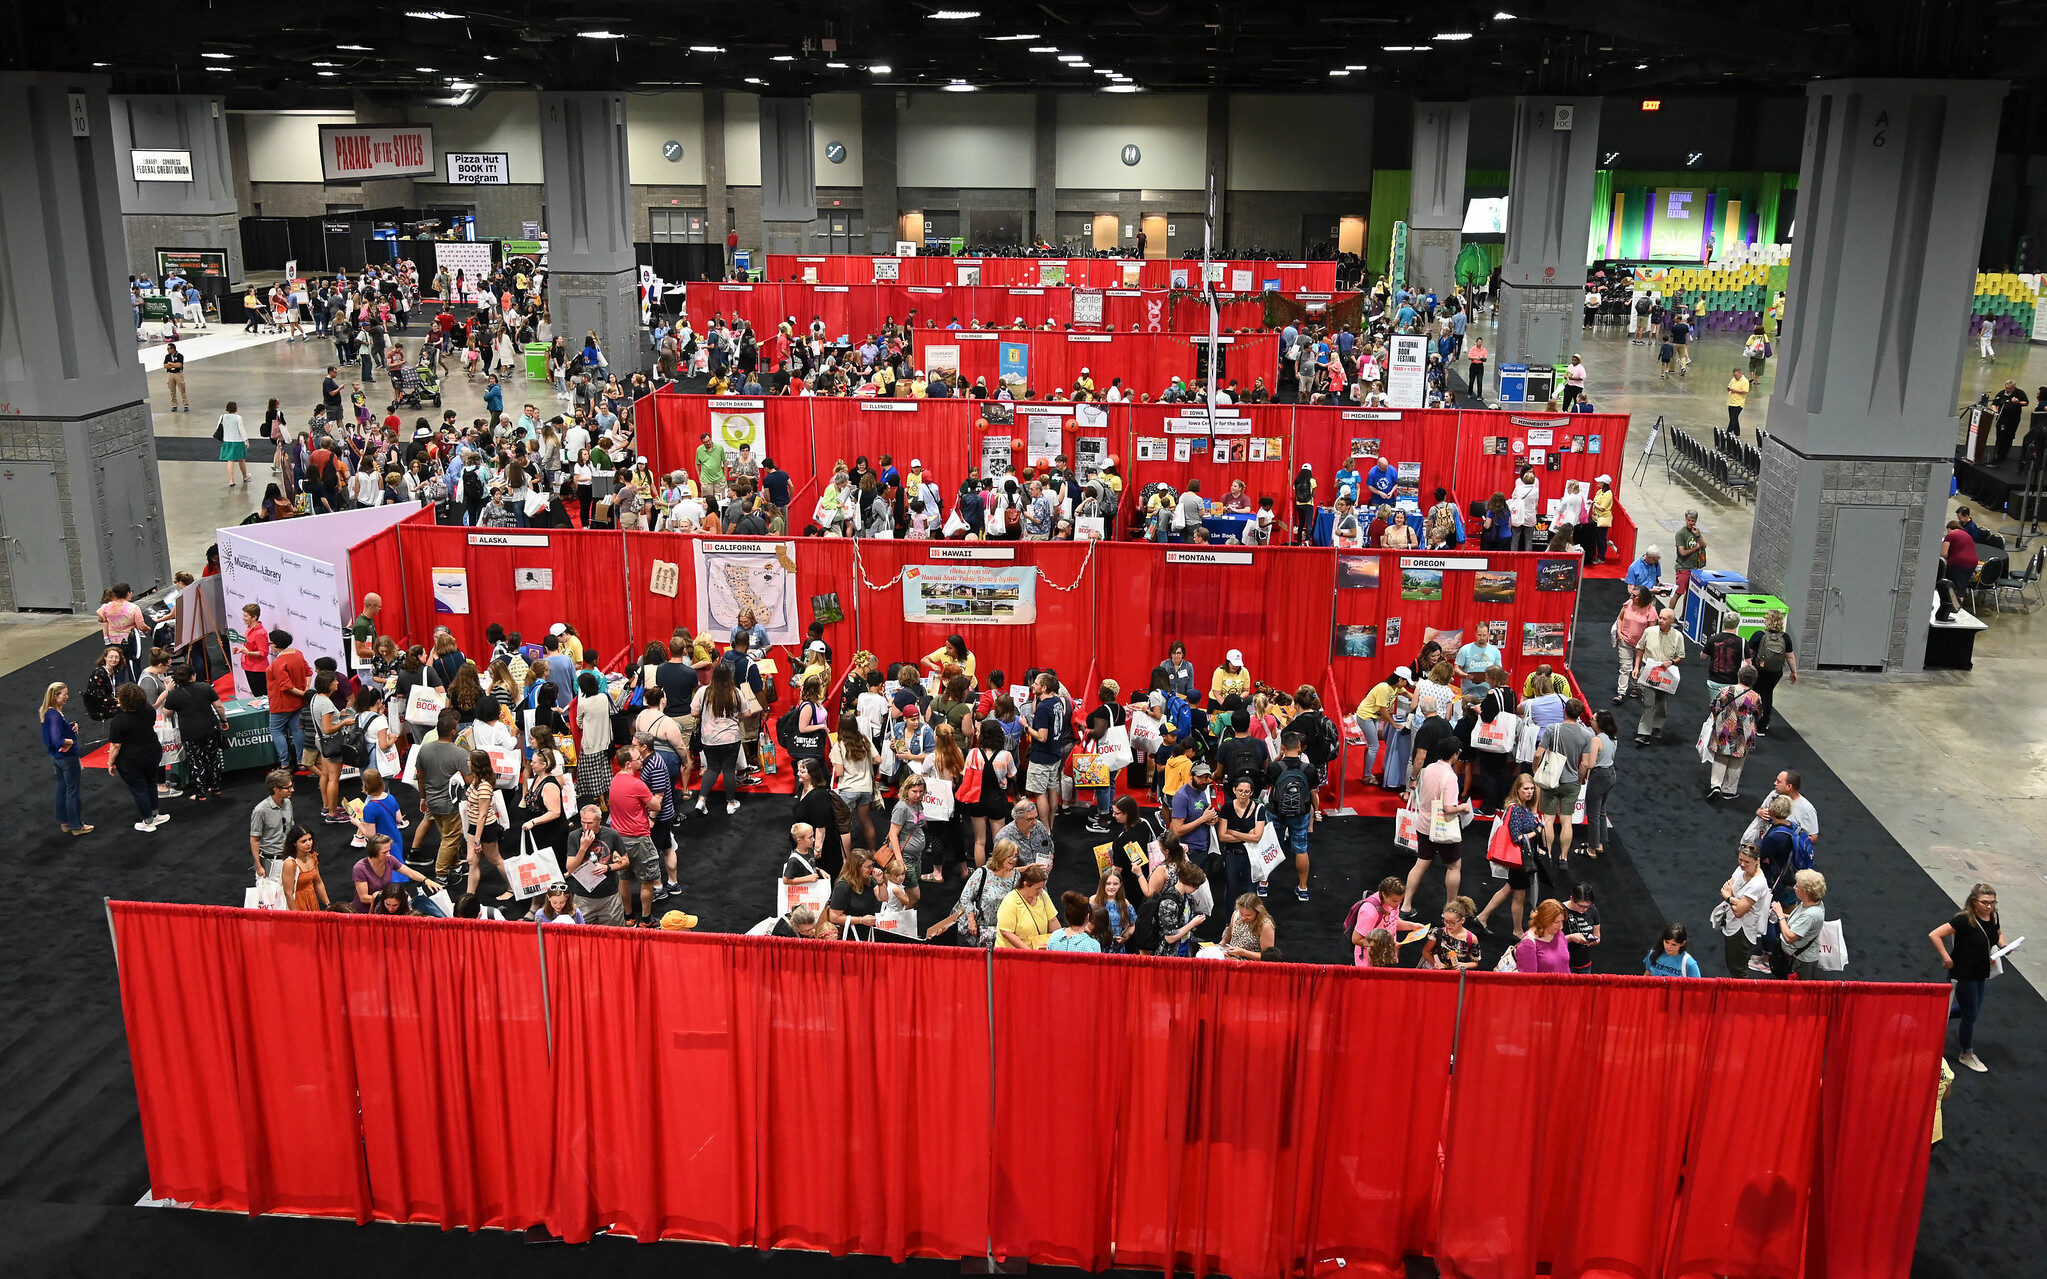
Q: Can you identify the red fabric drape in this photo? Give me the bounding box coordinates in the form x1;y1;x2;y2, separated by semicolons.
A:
806;397;977;483
115;905;1947;1279
1122;403;1297;516
763;255;1339;291
111;903;370;1219
338;916;554;1229
1449;410;1633;519
1808;982;1951;1279
394;524;630;658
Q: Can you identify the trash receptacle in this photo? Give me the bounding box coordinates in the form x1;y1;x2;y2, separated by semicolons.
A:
525;342;549;381
1722;592;1788;643
1681;569;1748;642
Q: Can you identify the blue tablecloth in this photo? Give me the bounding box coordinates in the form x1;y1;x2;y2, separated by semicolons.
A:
1313;507;1423;547
1201;514;1255;543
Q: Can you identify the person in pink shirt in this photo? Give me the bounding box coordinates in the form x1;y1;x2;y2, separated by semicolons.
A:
1348;875;1428;966
1611;584;1660;704
1513;899;1574;972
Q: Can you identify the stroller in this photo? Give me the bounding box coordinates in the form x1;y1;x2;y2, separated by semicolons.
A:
388;360;444;411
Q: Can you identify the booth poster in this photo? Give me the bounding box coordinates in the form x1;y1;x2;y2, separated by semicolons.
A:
693;540;801;645
902;564;1038;626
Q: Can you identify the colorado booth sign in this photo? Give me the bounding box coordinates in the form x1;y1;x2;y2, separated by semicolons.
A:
318;124;435;182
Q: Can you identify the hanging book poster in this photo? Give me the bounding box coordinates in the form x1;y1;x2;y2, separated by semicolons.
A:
981;434;1013;478
1336;554;1381;589
1349;437;1382;459
1385;616;1401;646
1424;627;1464;653
980;401;1015;427
903;564;1038;626
1473;570;1517;604
1336;624;1378;658
1523;622;1568;657
1536;557;1581;592
810;592;845;625
1400;566;1444;601
693;540;801;644
1135;436;1170;462
431;567;470;615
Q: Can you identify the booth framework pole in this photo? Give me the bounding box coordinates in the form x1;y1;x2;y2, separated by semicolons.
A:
534;916;554;1061
619;519;636;656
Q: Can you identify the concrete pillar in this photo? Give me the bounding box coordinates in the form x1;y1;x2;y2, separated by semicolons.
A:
861;89;898;253
759;97;816;254
539;92;643;375
108;95;242;284
703;90;729;253
1033;93;1057;245
1206;92;1230;249
1746;79;2005;672
350;94;421;212
0;73;171;612
1407;102;1469;294
1496;97;1602;380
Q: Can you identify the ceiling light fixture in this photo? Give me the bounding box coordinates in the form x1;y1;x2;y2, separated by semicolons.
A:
744;76;765;84
988;33;1039;41
1345;64;1367;70
868;64;892;74
689;45;724;53
482;54;496;60
826;61;849;68
202;52;232;59
404;9;460;18
92;61;108;66
1493;10;1517;18
337;44;370;50
1330;69;1350;76
206;66;230;72
929;9;982;18
577;30;624;39
416;67;437;73
1057;54;1084;61
772;54;795;61
1635;63;1648;70
1433;32;1474;41
1103;84;1141;93
943;80;977;91
318;71;337;76
1029;46;1058;53
313;60;339;66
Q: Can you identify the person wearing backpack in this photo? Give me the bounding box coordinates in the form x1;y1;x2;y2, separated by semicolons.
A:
1263;731;1317;901
1742;609;1797;737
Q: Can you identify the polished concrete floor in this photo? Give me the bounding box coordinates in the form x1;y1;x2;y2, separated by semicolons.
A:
15;311;2047;980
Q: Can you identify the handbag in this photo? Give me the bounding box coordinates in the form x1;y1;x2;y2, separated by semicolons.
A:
922;775;955;822
212;415;226;443
956;749;984;804
1485;810;1523;867
485;745;521;787
1816;919;1849;971
1393;806;1420;851
1472;712;1517;754
1533;741;1567;789
1096;724;1134;771
1512;717;1539;764
1695;716;1716;765
502;832;563;900
1248;812;1285;884
1428;800;1462;845
243;877;287;910
405;683;447;728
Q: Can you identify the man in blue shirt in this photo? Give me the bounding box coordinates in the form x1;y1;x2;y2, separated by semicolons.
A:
1396;301;1418;330
1168;760;1219;859
541;635;577;706
1625;546;1664;593
1024;671;1070;825
1365;456;1400;506
1448;308;1468;358
1454;627;1503;694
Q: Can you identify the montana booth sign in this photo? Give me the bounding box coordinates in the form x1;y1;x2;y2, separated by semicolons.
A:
318;124;435;182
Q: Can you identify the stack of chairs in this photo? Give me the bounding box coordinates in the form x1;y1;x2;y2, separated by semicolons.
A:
1670;426;1753;502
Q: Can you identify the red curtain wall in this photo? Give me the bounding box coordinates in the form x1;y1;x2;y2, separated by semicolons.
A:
762;255;1340;291
112;904;1948;1277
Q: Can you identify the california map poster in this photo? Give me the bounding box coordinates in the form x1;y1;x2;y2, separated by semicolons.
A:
692;540;801;645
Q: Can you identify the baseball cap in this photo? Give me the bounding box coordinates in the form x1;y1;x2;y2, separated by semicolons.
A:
1394;665;1414;681
659;910;699;930
1191;761;1214;777
910;458;922;468
1226;648;1244;665
1595;473;1611;484
549;623;567;636
1080;366;1090;374
806;640;828;655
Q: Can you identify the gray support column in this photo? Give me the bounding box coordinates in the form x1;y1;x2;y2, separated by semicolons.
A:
0;73;170;612
1206;92;1229;249
1033;93;1057;245
1407;102;1469;294
758;97;816;254
350;94;420;212
1496;97;1602;381
703;90;729;257
109;95;242;283
539;92;643;376
862;89;899;253
1746;79;2005;672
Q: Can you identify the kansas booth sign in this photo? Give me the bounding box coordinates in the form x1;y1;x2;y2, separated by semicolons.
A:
318;124;435;182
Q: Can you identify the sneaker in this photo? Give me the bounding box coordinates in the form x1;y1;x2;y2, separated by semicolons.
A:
725;801;742;815
1295;887;1310;902
1959;1051;1987;1073
351;833;367;848
134;820;156;833
652;885;672;902
151;812;171;828
1255;884;1269;898
159;786;183;798
1611;695;1623;705
695;799;708;814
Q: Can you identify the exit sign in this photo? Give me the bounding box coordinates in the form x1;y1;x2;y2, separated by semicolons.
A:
1641;99;1663;111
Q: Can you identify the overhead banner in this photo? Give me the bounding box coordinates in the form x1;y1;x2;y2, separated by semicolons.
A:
444;151;510;185
708;397;767;456
156;249;228;281
318;123;435;182
902;564;1038;626
692;540;800;645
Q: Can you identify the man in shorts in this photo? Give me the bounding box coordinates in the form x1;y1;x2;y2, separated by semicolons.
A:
1024;671;1070;827
411;711;471;876
564;803;629;926
1533;700;1598;862
606;746;663;926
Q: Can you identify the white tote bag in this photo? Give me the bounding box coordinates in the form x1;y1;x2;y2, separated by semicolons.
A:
406;683;447;728
1472;712;1517;755
503;832;563;900
922;775;956;822
1533;742;1567;790
1248;814;1286;884
1096;724;1134;771
1512;717;1539;764
1393;806;1420;851
1640;661;1681;694
1816;919;1849;971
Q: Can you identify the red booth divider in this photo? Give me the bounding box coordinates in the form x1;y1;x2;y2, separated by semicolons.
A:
632;392;1633;561
109;904;1949;1279
763;254;1340;292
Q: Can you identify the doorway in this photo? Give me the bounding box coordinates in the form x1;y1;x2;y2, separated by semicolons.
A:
1338;216;1366;255
1091;214;1119;251
897;212;925;246
1818;505;1908;668
1141;214;1167;259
